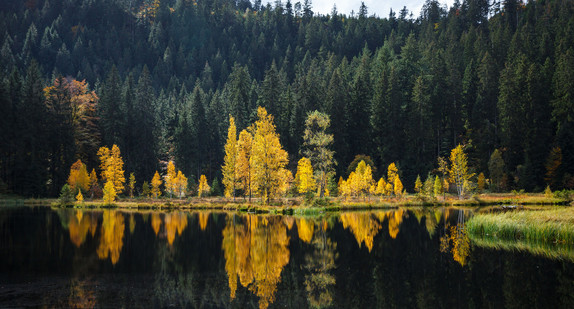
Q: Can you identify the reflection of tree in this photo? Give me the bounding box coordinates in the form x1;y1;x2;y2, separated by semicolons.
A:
68;279;96;308
197;212;209;231
341;210;406;252
68;210;98;247
151;213;161;235
297;218;314;243
304;221;337;308
222;214;290;309
439;210;470;266
96;210;125;265
339;213;382;252
164;212;188;245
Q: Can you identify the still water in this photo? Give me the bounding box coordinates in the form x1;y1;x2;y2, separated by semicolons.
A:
1;206;574;308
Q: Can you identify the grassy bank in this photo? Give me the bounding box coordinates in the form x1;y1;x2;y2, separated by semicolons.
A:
467;207;574;247
2;193;571;214
469;235;574;262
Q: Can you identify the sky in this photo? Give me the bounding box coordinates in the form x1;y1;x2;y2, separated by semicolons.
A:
262;0;456;18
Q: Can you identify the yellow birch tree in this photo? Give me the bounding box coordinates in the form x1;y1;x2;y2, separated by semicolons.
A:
151;171;162;198
296;157;315;194
449;144;473;199
198;174;210;197
237;129;254;201
165;161;177;198
222;116;239;199
250;107;289;204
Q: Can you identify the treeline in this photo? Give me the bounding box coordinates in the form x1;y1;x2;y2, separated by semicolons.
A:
1;0;573;197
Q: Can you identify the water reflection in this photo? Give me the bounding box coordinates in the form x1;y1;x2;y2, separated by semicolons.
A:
222;215;290;309
2;206;574;308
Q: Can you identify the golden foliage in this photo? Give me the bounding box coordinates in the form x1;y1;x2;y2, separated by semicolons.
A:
198;212;210;231
222;215;290;309
237;129;254;198
251;107;289;204
97;145;125;194
174;171;188;198
102;180;116;204
338;160;374;198
449;144;473;198
339;213;382;252
67;159;90;193
198;174;210;197
164;212;188;246
151;171;162;198
223;116;239;198
164;161;177;197
68;210;98;247
297;218;315;243
96;210;125;265
450;224;470;266
296;157;316;194
76;190;84;203
151;213;162;235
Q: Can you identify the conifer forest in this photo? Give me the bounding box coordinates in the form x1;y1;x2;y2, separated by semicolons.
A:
1;0;573;198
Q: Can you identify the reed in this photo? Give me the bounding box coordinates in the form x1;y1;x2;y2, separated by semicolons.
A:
467;208;574;246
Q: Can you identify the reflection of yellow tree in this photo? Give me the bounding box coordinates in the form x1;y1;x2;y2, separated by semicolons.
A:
304;225;337;309
222;215;290;309
198;212;210;231
386;209;404;239
164;212;188;246
151;213;162;236
96;210;125;265
68;210;98;247
339;213;382;252
297;218;315;243
450;224;470;266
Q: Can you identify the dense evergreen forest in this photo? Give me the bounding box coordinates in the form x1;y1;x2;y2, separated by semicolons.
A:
0;0;573;197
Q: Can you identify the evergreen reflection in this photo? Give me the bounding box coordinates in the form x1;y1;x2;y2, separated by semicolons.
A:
222;214;290;309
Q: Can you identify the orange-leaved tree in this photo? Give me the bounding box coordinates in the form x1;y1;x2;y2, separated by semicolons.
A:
67;159;90;193
151;171;162;198
97;145;125;194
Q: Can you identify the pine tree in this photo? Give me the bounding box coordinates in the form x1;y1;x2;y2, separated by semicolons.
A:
414;175;423;193
302;111;335;197
237;129;254;201
129;173;136;198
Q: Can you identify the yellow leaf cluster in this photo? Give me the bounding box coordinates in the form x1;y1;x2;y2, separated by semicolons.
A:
151;171;162;198
164;161;188;198
103;180;116;204
198;174;210;197
295;157;315;194
338;160;374;198
222;116;239;198
67;159;90;193
96;210;125;265
97;145;125;194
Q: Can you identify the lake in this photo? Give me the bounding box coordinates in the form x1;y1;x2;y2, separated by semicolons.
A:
1;206;574;308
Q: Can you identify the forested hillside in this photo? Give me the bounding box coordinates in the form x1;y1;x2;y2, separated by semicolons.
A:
0;0;573;197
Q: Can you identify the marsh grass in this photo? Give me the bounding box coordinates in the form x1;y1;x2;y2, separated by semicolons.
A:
467;207;574;247
470;235;574;262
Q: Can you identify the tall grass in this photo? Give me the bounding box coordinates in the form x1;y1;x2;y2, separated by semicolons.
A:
467;208;574;246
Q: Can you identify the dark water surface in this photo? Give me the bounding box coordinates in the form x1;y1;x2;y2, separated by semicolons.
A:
1;206;574;308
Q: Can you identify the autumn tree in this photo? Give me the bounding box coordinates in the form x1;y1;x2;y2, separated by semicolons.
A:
296;157;316;194
67;159;90;193
164;160;177;198
301;111;335;197
198;174;210;198
477;173;486;193
222;116;239;199
151;171;162;198
414;175;422;194
174;171;188;198
433;175;442;197
450;145;474;199
237;129;253;201
251;107;289;204
97;144;125;194
103;180;116;204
